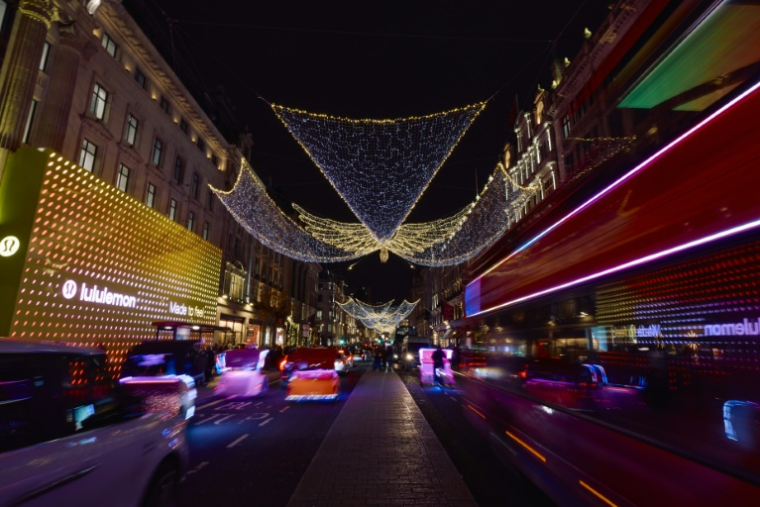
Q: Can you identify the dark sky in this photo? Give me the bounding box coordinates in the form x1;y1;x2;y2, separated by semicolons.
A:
127;0;610;303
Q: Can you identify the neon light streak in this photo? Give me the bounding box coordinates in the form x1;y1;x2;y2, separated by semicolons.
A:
470;218;760;317
579;480;618;507
466;404;486;419
505;430;547;463
471;77;760;285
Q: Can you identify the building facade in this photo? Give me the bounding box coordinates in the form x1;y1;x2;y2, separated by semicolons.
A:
0;0;318;352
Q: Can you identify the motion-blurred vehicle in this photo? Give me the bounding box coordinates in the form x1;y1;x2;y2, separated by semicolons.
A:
334;350;351;374
281;348;339;401
419;348;455;387
215;348;270;398
119;340;206;420
340;349;354;368
401;335;431;370
0;339;188;507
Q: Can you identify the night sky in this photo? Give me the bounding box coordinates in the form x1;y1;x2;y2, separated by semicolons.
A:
127;0;610;302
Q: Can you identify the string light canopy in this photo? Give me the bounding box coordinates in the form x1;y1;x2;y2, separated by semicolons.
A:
271;102;486;241
338;297;418;335
213;146;537;266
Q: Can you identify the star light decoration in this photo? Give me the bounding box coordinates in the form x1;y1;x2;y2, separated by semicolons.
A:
212;102;538;267
338;297;418;335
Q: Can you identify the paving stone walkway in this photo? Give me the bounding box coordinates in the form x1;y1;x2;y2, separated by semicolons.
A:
286;369;477;507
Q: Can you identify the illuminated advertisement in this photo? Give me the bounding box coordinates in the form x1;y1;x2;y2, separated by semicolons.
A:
0;149;221;375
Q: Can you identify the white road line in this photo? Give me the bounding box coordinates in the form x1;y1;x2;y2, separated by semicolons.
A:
259;418;273;427
279;406;290;413
214;414;235;425
226;434;249;448
194;414;222;425
196;399;224;411
254;401;263;406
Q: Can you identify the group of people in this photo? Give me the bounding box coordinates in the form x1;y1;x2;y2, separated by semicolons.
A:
372;345;395;372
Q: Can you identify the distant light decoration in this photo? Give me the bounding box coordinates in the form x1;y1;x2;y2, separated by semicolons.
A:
338;297;418;334
271;102;486;241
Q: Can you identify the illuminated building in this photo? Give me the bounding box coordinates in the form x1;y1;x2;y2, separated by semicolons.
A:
0;0;318;352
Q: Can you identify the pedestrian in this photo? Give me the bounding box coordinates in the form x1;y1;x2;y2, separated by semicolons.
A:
385;346;394;372
373;347;383;371
432;345;445;385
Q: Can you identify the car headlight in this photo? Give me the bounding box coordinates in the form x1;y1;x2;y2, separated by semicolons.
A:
406;354;413;361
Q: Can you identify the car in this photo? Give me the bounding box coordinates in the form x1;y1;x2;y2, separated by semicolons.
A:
280;347;341;387
215;348;270;398
335;350;351;374
0;339;189;507
281;348;340;401
122;340;208;387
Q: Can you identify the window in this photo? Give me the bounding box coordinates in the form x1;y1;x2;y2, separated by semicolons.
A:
151;138;163;166
316;310;323;320
116;164;129;192
191;173;199;198
134;68;146;89
179;119;188;134
202;222;209;240
168;199;177;221
563;115;571;138
124;114;138;146
195;137;205;152
145;183;156;208
211;153;219;167
90;83;108;120
101;32;117;57
546;130;552;152
206;191;214;210
79;139;97;172
159;97;169;114
173;157;184;183
22;100;38;144
39;41;50;71
187;211;195;232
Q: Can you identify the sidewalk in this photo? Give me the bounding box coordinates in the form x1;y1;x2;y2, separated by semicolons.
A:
286;369;477;507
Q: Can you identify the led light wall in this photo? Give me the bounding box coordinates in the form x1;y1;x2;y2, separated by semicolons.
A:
0;149;222;375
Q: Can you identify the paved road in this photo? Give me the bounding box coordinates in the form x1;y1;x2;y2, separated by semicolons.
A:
179;363;555;506
179;368;363;507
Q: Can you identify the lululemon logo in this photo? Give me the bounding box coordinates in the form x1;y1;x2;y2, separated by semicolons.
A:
0;236;20;257
62;280;78;299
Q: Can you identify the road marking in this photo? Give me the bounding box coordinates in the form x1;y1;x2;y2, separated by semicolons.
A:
254;401;263;406
279;406;290;413
194;414;222;425
216;401;252;411
214;414;235;425
227;434;249;448
244;413;270;421
259;418;273;427
196;399;224;411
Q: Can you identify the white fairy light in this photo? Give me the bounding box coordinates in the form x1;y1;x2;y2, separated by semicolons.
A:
271;102;486;241
338;297;418;334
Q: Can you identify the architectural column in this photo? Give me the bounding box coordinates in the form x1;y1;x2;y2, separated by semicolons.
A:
36;24;95;152
0;0;55;181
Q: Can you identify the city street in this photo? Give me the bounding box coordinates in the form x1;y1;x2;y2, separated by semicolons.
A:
179;362;554;507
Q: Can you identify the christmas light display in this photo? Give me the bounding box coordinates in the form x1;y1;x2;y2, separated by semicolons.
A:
271;102;486;241
338;297;418;334
214;150;537;266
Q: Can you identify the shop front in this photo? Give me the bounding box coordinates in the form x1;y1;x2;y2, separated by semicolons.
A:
0;149;222;375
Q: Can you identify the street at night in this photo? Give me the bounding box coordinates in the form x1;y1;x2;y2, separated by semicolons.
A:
3;0;760;505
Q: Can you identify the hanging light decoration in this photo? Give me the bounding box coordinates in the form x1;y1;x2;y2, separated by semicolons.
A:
338;297;418;334
271;102;486;241
213;101;544;267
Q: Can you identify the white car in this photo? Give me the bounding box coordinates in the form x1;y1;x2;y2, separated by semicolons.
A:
0;339;189;507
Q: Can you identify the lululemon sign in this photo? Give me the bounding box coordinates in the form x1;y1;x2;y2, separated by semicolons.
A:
62;280;78;299
0;236;20;257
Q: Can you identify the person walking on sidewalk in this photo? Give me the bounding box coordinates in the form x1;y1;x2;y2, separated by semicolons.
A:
385;346;395;372
373;347;383;371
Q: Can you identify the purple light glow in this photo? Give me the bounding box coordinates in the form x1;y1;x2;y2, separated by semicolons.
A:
471;78;760;286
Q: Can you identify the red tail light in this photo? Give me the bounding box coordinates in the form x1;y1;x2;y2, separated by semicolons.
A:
279;359;287;371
